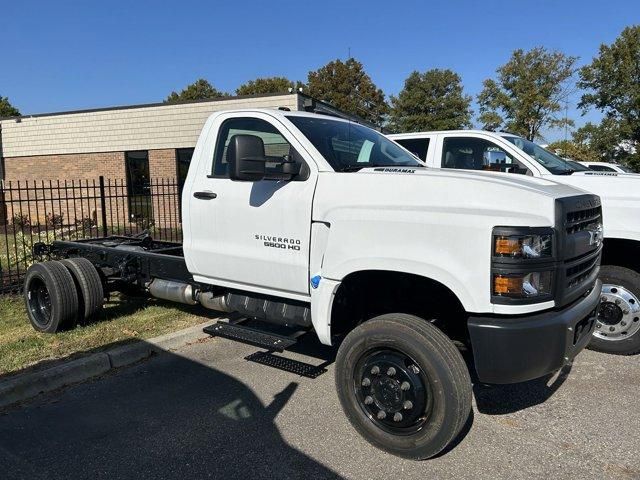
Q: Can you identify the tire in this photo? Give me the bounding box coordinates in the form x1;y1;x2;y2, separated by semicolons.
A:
335;313;472;460
60;258;105;322
23;261;79;333
589;265;640;355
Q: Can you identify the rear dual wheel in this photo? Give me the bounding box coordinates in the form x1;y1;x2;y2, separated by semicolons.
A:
24;259;104;333
335;313;472;460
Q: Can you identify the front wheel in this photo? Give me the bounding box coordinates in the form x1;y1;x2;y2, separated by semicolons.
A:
335;313;472;460
589;265;640;355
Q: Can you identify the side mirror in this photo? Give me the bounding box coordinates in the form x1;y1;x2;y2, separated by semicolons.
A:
228;134;267;181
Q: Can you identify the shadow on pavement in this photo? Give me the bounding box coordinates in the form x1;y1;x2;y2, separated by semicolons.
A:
472;364;572;415
0;342;344;480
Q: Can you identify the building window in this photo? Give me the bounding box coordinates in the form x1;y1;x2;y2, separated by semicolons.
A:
125;150;152;223
176;148;195;189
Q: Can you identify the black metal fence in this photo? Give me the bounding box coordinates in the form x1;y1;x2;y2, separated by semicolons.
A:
0;177;181;293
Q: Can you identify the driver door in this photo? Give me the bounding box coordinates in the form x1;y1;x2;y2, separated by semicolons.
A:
187;113;317;298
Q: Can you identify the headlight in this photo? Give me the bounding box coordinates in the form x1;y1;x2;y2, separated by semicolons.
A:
493;234;553;259
491;227;557;305
493;271;553;298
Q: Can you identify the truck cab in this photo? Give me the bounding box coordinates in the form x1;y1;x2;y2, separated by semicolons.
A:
390;130;640;355
26;111;602;460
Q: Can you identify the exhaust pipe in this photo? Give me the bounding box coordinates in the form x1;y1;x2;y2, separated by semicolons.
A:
147;278;231;312
148;279;197;305
198;291;231;312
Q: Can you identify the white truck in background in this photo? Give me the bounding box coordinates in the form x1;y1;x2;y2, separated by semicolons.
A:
24;110;602;460
580;161;638;174
390;130;640;355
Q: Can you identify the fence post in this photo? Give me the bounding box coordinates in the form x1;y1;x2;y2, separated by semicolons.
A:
98;176;108;238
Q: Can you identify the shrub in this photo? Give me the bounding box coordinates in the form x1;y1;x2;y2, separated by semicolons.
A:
76;216;97;230
45;213;64;228
12;213;31;228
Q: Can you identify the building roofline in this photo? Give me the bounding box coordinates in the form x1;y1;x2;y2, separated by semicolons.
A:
0;91;297;121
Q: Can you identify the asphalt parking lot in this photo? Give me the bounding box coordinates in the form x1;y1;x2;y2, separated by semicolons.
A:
0;334;638;480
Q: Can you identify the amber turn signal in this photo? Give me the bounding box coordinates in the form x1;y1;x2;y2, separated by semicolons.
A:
494;237;521;256
494;275;523;295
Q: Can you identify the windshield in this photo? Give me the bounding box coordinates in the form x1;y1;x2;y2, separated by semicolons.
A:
620;165;636;173
286;116;422;171
503;136;584;175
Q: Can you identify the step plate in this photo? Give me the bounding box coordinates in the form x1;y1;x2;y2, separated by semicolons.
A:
245;351;328;379
204;322;297;352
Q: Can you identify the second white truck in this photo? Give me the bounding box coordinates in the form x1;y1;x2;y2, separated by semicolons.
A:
25;110;601;459
391;130;640;355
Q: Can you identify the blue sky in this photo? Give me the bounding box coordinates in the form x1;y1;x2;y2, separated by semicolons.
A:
2;0;638;141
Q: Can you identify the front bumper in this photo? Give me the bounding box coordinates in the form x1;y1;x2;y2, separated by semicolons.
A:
468;280;601;384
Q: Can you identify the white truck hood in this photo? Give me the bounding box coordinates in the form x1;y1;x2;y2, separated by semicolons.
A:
359;166;585;198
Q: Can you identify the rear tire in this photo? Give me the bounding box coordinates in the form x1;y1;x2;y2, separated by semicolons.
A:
589;265;640;355
23;261;79;333
60;258;104;323
335;313;472;460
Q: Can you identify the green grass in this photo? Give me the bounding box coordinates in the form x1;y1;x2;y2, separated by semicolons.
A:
0;293;212;377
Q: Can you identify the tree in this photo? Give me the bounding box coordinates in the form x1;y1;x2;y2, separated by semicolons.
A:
389;69;472;132
165;79;228;103
477;47;577;140
236;76;303;96
306;58;389;125
546;140;599;162
0;95;20;117
578;25;640;170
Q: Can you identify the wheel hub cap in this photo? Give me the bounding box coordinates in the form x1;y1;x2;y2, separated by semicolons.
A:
356;350;430;434
594;284;640;341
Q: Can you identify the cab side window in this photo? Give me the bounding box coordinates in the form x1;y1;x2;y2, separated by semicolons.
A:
441;137;530;175
211;117;299;178
395;138;430;161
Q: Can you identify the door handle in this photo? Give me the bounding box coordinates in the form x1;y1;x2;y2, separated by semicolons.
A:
193;191;217;200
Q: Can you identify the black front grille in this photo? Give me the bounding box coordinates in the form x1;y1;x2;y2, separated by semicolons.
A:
565;254;599;289
556;194;603;306
566;206;602;234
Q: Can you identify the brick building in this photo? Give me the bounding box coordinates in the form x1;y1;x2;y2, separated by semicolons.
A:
0;92;354;227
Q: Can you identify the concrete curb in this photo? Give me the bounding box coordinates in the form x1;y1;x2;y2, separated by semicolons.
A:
0;321;215;409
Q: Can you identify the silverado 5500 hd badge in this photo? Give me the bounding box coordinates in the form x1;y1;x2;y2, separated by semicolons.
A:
255;234;301;251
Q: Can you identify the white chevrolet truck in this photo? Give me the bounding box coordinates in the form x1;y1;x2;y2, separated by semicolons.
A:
25;110;602;460
391;130;640;355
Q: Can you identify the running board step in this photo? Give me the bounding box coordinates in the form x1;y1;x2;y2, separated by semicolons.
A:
203;322;298;352
245;351;328;378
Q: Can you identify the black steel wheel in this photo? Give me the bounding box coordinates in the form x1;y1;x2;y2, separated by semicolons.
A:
23;261;79;333
335;313;472;460
355;349;433;435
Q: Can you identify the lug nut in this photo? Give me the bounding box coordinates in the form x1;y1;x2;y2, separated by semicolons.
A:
601;296;607;302
615;299;622;305
596;323;601;329
400;381;410;391
371;366;380;375
364;396;373;405
623;310;630;315
609;326;615;332
393;412;403;422
621;321;627;327
403;400;413;410
362;377;371;387
387;367;396;376
377;410;386;420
